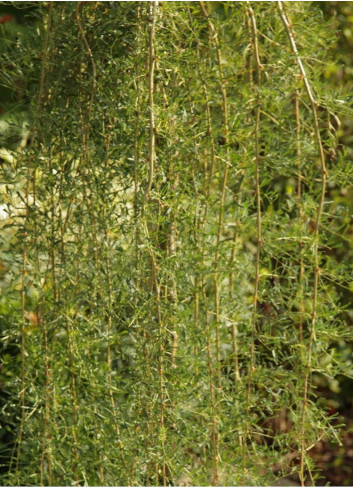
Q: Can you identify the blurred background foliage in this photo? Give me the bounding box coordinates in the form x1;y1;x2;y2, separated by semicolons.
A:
313;3;353;485
1;1;353;485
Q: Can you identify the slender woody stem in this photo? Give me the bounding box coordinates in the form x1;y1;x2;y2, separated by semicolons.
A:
278;3;327;485
16;3;55;481
295;90;305;344
206;311;219;486
186;10;219;477
244;1;262;474
15;171;29;481
34;4;54;485
199;0;229;391
76;2;97;126
142;1;157;213
142;4;166;482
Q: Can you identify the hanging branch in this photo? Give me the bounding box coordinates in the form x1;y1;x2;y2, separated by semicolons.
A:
76;2;97;128
186;5;216;328
227;8;257;386
42;151;56;487
101;203;127;478
187;6;216;194
132;15;154;480
15;170;29;482
228;186;242;385
141;3;167;483
295;89;305;344
152;38;180;369
76;1;100;274
142;1;157;213
36;5;54;484
99;113;117;458
206;310;219;486
199;0;230;391
244;1;263;472
134;6;142;294
130;12;153;476
183;12;219;477
14;3;55;481
184;61;202;329
187;6;222;482
99;113;130;479
142;219;166;484
245;8;254;86
56;19;82;474
140;195;166;483
77;6;128;481
278;3;327;485
58;180;80;483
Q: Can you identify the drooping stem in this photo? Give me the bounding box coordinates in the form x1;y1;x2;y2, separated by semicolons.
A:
229;180;243;385
57;175;80;483
15;170;29;481
187;4;216;315
278;3;327;485
134;6;142;294
199;0;230;392
37;6;54;484
102;205;127;478
76;2;97;127
184;10;218;475
142;1;157;213
142;3;166;483
142;219;166;485
206;311;219;486
244;1;263;472
16;3;55;481
295;89;305;344
21;3;54;485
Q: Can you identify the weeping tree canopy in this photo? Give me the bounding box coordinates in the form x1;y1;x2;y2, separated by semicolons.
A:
1;1;353;486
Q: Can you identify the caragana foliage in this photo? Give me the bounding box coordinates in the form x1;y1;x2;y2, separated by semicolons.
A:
0;1;352;486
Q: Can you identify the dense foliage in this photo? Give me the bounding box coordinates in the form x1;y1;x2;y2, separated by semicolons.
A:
1;1;353;486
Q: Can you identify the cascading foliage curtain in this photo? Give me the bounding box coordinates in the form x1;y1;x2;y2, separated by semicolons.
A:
1;1;352;486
